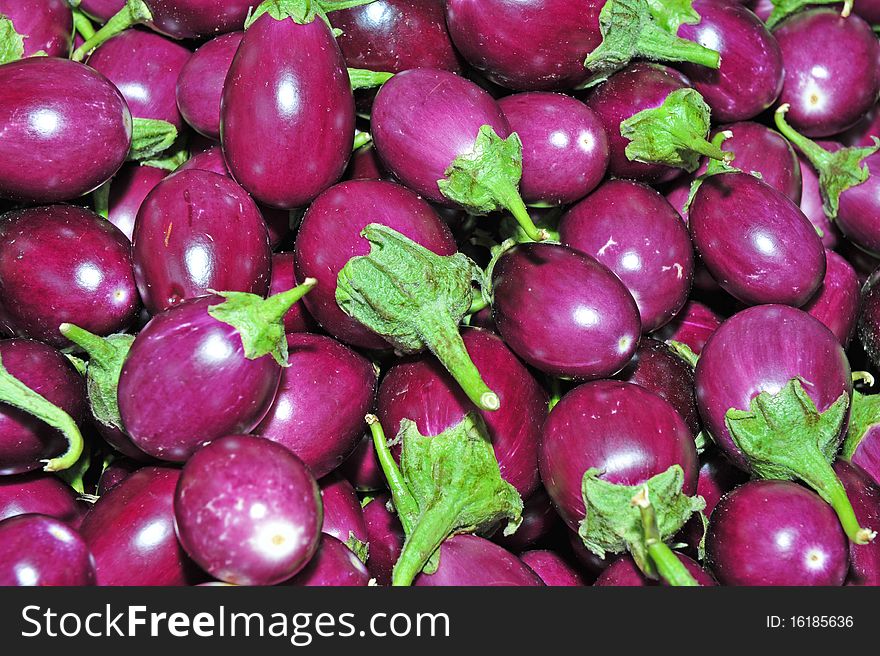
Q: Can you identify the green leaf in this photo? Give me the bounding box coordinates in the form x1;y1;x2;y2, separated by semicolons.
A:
620;88;732;173
765;0;851;30
207;280;317;366
348;68;394;90
842;390;880;461
578;465;704;573
336;224;499;410
645;0;701;32
0;16;25;65
129;119;178;162
346;532;370;564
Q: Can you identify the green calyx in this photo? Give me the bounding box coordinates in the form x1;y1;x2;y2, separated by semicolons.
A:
438;125;546;242
725;378;875;544
765;0;852;30
245;0;377;30
129;119;179;163
0;15;25;65
71;0;152;62
578;464;705;576
336;224;499;412
366;413;523;587
842;390;880;461
621;88;733;173
59;324;133;436
139;132;190;171
348;68;394;90
631;486;700;586
645;0;701;33
346;532;370;564
683;130;742;212
774;104;879;220
667;340;699;368
0;354;84;473
582;0;720;88
498;205;563;245
207;279;317;366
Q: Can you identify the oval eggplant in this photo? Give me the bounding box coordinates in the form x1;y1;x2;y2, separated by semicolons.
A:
520;550;585;586
319;473;369;551
0;514;95;586
0;0;72;58
176;31;241;139
594;553;715;586
835;461;880;585
105;163;168;241
413;534;544;586
0;472;80;524
653;300;722;356
802;249;860;347
283;534;370;587
362;493;404;586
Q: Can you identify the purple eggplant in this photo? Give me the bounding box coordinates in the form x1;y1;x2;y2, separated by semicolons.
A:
494;488;561;552
841;395;880;490
268;253;316;335
104;163;168;240
797;154;840;249
254;333;376;479
802;249;860;347
835;461;880;585
0;514;95;586
520;550;585;586
0;472;80;524
497;92;609;206
0;205;140;347
78;0;122;23
174;435;322;586
560;179;694;332
689;171;825;306
362;493;404;586
221;8;354;209
132;169;272;314
706;480;849;585
97;458;141;495
117;282;315;461
491;243;641;379
283;534;370;586
859;267;880;374
80;466;200;585
413;534;543;586
87;28;191;129
345;144;389;181
294;179;456;350
175;31;241;139
594;553;715;586
773;9;880;137
339;434;385;492
319;473;369;558
654;300;722;356
0;0;72;59
0;58;131;203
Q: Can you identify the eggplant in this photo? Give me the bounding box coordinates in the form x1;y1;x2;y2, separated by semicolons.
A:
520;550;585;586
494;488;561;553
413;534;543;586
104;163;168;240
0;514;96;586
175;31;241;139
0;472;81;524
802;249;860;347
283;534;370;587
268;254;316;334
653;300;722;356
0;0;72;60
362;493;404;586
835;460;880;585
594;553;715;586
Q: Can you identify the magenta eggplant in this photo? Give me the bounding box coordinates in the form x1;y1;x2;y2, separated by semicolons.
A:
0;0;72;58
828;146;880;256
520;550;585;586
362;493;404;586
679;449;749;550
797;154;840;249
339;434;385;492
494;488;561;552
0;58;131;203
0;514;96;586
491;243;641;379
221;12;354;209
97;458;141;495
105;164;168;241
318;473;369;551
175;31;242;139
560;179;694;332
174;435;322;586
594;553;715;586
268;254;316;335
294;180;456;350
132;169;272;314
0;472;80;524
283;535;370;587
653;300;722;356
802;249;860;347
835;461;880;585
413;534;544;586
255;333;376;479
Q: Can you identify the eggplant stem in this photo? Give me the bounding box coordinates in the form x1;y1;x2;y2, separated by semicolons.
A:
773;104;832;171
632;486;700;587
71;0;152;61
59;323;115;364
391;498;461;586
366;415;419;533
495;183;546;242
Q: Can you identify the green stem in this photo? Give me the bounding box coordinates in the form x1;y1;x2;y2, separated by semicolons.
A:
468;290;488;315
71;8;96;41
347;68;394;90
59;323;116;364
260;278;317;324
668;125;733;164
773;104;832;171
548;377;563;411
352;131;372;151
495;183;545;242
853;371;876;387
632;487;700;586
637;23;720;69
366;414;419;533
71;0;151;62
320;0;378;12
0;355;83;472
391;497;461;586
92;179;111;218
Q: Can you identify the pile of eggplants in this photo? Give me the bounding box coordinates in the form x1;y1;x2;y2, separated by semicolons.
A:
2;0;880;588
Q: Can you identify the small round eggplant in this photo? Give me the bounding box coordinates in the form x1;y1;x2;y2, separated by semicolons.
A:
362;493;404;586
653;300;722;356
283;534;370;587
176;31;242;139
802;249;861;347
413;534;544;586
0;472;80;524
797;154;840;250
318;473;369;553
0;514;95;586
174;435;322;586
105;163;168;241
0;0;72;58
594;553;716;586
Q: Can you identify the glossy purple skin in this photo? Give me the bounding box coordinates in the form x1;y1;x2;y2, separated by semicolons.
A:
268;254;316;334
97;458;141;495
679;449;749;550
0;472;80;523
175;435;322;586
176;32;241;139
284;534;370;587
491;243;641;379
0;339;87;475
319;473;369;549
677;0;782;122
497;92;608;205
88;29;190;129
294;180;456;350
835;461;880;585
339;433;385;492
132;169;271;314
444;0;601;91
617;337;700;436
120;0;251;40
540;381;699;530
717;122;802;203
414;534;544;586
803;249;860;347
254;333;376;479
798;154;840;249
106;164;168;241
0;514;95;586
378;328;547;497
0;0;72;58
363;493;404;586
774;9;880;137
0;206;140;347
706;480;849;586
78;0;122;22
594;553;716;586
834;149;880;255
221;15;354;209
690;172;826;306
654;301;722;356
585;63;691;184
520;550;585;586
345;145;389;181
371;68;511;206
0;58;131;203
117;296;282;461
842;104;880;148
847;421;880;490
560;180;694;332
494;488;560;552
695;305;852;472
80;467;199;586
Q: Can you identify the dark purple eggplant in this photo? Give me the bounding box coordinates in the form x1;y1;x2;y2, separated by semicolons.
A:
520;550;584;586
0;0;72;59
497;92;609;206
221;7;354;209
0;472;80;524
97;458;141;495
653;300;722;356
491;243;641;379
345;144;389;181
494;488;561;552
176;31;241;139
255;333;377;479
859;267;880;374
174;435;322;586
835;460;880;585
268;253;316;334
283;534;370;586
560;179;694;332
802;249;860;347
413;534;543;586
706;480;849;585
0;514;95;586
319;473;369;560
132;169;272;314
362;493;404;586
339;434;385;492
594;553;715;586
0;58;131;203
104;163;168;241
